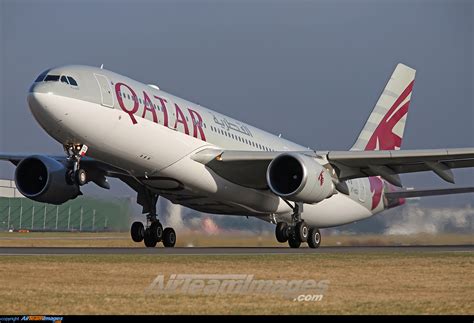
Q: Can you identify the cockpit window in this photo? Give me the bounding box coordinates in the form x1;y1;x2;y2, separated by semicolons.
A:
60;76;69;84
34;72;48;82
44;75;60;82
67;76;78;86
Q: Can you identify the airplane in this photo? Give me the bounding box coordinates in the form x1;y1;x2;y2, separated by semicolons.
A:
1;63;473;248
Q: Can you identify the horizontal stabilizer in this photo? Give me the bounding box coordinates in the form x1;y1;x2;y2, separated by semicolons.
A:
385;187;474;199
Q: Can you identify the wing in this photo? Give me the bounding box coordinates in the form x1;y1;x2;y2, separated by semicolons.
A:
385;186;474;199
0;152;157;213
0;152;133;189
327;148;474;186
192;148;474;189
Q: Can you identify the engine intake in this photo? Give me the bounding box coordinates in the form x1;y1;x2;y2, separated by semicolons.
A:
266;153;335;204
15;155;80;205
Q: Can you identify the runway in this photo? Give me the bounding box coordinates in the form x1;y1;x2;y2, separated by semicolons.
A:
0;245;472;256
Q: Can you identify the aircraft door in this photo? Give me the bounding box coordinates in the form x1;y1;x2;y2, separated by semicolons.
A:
94;74;114;108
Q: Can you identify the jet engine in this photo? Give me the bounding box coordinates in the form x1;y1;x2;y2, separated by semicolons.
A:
266;153;335;204
14;155;80;205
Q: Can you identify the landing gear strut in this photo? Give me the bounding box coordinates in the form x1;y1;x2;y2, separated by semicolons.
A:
64;144;88;186
130;189;177;248
275;201;321;249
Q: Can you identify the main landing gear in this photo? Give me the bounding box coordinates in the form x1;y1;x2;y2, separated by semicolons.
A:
130;190;177;248
275;202;321;249
64;144;89;186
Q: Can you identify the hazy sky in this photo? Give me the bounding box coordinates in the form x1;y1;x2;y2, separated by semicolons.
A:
0;0;472;205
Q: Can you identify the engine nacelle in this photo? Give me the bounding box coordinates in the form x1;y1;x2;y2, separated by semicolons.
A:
266;153;335;204
14;155;80;205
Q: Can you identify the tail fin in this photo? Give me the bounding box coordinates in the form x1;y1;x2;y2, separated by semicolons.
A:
351;63;416;151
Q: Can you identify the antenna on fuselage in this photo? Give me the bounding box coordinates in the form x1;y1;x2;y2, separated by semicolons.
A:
100;64;104;69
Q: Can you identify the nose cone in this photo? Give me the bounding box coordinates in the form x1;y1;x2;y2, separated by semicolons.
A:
28;79;61;113
29;80;53;95
27;91;41;111
27;90;62;130
27;81;54;113
27;91;47;113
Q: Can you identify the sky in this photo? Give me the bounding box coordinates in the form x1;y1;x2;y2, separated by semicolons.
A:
0;0;472;206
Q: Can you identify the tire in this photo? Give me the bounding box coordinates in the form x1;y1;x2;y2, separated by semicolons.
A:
150;221;163;243
144;228;157;248
288;235;301;248
66;169;75;185
295;221;309;242
75;169;87;186
130;221;144;242
275;222;289;243
162;227;176;248
307;228;321;249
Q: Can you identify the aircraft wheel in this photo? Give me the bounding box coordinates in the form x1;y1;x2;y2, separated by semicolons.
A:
150;221;163;243
144;228;157;248
295;221;309;242
288;234;301;248
163;227;176;248
275;222;289;243
130;221;144;242
307;228;321;249
75;169;87;186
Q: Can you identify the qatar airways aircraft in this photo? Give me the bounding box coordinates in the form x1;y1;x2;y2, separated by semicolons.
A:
1;63;473;248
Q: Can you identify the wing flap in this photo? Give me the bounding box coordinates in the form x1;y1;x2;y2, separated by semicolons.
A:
385;187;474;199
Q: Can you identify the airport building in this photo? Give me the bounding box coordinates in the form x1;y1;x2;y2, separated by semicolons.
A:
0;179;130;232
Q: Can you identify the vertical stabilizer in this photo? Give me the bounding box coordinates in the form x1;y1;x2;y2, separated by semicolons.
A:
352;64;416;151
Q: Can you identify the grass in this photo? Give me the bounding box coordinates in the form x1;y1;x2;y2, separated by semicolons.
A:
0;252;472;314
0;231;472;248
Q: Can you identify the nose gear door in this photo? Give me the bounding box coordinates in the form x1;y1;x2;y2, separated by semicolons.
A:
94;73;114;108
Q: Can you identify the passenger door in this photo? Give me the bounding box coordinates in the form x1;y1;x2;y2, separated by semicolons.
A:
94;74;114;108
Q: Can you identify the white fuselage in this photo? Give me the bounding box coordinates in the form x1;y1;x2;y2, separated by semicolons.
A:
27;65;384;227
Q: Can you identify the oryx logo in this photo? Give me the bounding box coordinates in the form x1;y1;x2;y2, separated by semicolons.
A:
318;171;324;186
365;80;414;151
368;176;384;210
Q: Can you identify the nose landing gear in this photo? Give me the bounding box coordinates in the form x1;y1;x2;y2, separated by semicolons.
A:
64;144;88;186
